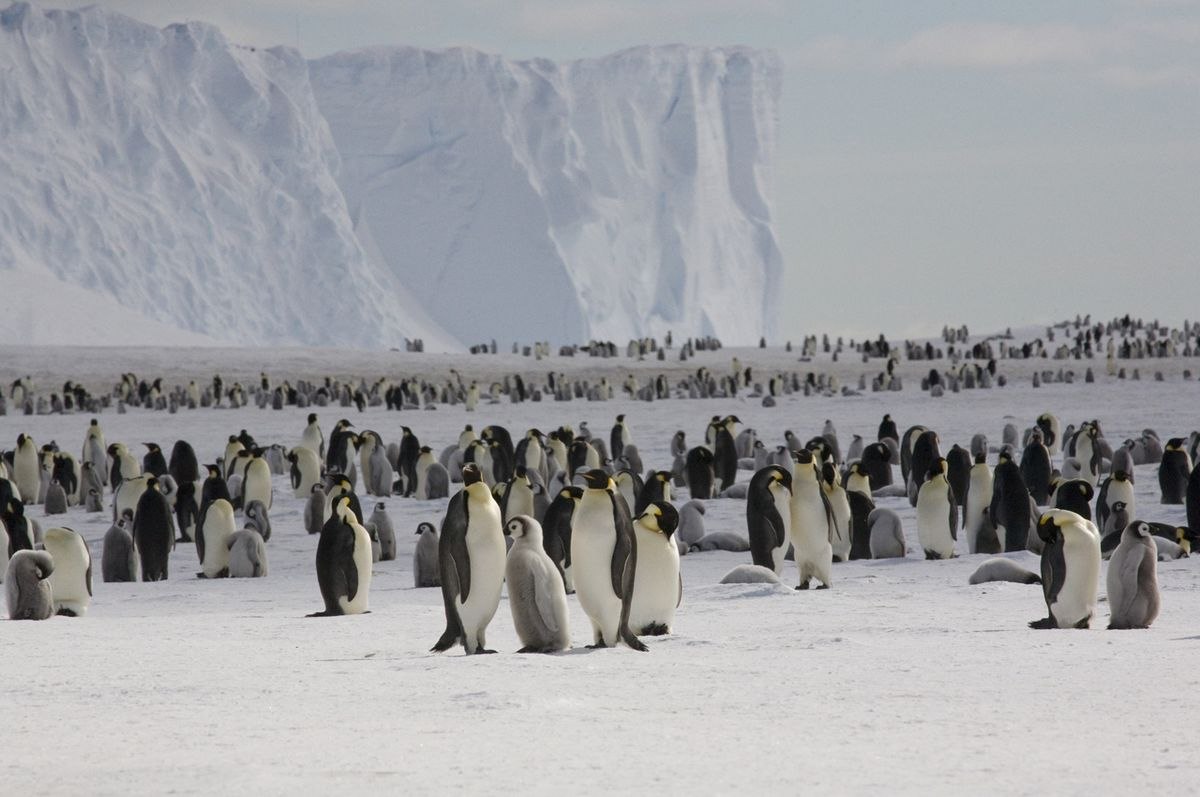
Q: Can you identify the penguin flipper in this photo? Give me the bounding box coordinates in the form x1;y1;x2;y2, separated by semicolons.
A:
616;523;647;652
1041;534;1066;607
336;525;358;603
610;494;634;599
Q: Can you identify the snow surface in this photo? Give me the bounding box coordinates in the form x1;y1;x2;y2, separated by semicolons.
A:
0;3;782;350
309;45;782;346
3;343;1199;794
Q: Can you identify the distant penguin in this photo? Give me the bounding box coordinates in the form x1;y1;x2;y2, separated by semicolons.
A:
1019;430;1052;505
878;414;899;443
43;480;67;515
102;515;137;582
627;502;682;636
965;454;993;554
309;495;373;616
413;522;440;588
1159;438;1191;504
12;434;39;507
305;484;328;535
610;414;631;462
1106;520;1160;629
990;451;1031;551
227;529;268;578
1030;510;1100;629
746;466;792;574
845;434;864;465
430;464;508;653
916;459;958;560
1036;413;1061;456
858;442;893;490
504;515;571;653
867;508;906;559
6;550;54;620
300;413;324;459
197;498;235;579
245;500;271;542
968;558;1041;585
569;469;647;650
685;447;716;500
369;503;396;561
43;526;92;616
133;479;173;581
289;446;322;499
789;451;833;590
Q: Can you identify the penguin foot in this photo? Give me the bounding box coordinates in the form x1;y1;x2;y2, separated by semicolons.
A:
471;648;498;655
640;624;670;636
586;642;609;649
1072;617;1090;629
56;608;77;617
1028;617;1057;629
796;580;810;590
816;584;830;590
196;573;209;579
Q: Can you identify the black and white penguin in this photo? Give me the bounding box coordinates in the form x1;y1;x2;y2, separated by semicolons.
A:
133;479;173;581
1096;470;1135;535
965;453;993;553
685;447;716;499
1036;413;1061;456
1030;510;1100;629
504;515;570;653
878;414;899;443
610;414;631;462
397;427;421;496
197;498;235;579
541;485;580;591
569;469;646;650
42;526;91;616
309;495;372;616
242;453;273;513
1053;478;1094;520
847;489;876;560
300;413;324;459
916;459;958;560
907;430;941;507
627;501;682;636
288;446;322;499
821;463;852;562
789;450;834;589
168;440;200;487
1187;464;1200;552
858;442;893;490
142;443;168;478
990;450;1031;551
13;434;39;505
430;465;507;653
712;415;740;492
634;471;672;515
746;466;792;574
1159;438;1191;504
1106;520;1160;629
1019;430;1052;505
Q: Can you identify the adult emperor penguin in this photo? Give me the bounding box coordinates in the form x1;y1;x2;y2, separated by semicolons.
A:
610;414;631;462
627;501;682;636
858;442;893;490
712;415;740;492
746;466;793;574
1159;438;1191;504
168;440;201;487
822;463;852;563
789;450;834;590
309;495;373;616
197;498;235;578
289;446;322;499
965;453;993;553
42;526;92;616
1036;413;1061;456
1075;423;1102;487
990;450;1032;552
1030;510;1100;629
6;550;54;620
108;442;141;490
133;479;173;582
504;515;571;653
413;522;441;588
917;459;958;560
1096;470;1135;533
1020;430;1052;505
81;419;107;487
685;447;716;499
431;464;507;654
569;469;647;650
300;413;324;458
242;452;273;512
1106;520;1160;629
907;430;941;507
13;434;39;506
542;485;581;591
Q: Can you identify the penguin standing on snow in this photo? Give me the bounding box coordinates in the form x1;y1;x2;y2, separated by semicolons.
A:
1030;510;1100;629
309;496;372;617
746;466;792;575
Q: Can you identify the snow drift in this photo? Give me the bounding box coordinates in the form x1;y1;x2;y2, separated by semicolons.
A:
0;3;783;348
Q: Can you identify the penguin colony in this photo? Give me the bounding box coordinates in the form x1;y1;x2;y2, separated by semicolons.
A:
2;313;1195;643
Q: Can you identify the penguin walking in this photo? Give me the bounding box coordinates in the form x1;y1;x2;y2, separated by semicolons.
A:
569;469;647;650
42;527;92;616
309;496;373;616
430;464;507;654
627;502;682;636
1106;520;1160;629
504;515;571;653
746;466;792;574
916;459;958;560
1030;510;1100;629
789;451;834;590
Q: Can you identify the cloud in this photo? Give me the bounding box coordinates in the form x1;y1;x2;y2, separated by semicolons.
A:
889;23;1120;69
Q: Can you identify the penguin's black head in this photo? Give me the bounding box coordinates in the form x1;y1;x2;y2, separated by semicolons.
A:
927;458;948;481
794;449;814;465
616;414;625;423
639;501;680;538
1113;470;1130;482
463;463;483;485
307;413;317;424
1112;501;1127;513
974;452;987;465
821;462;837;485
582;469;611;490
771;466;793;491
415;522;433;535
420;446;432;454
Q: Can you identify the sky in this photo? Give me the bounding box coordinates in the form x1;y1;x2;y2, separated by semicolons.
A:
58;0;1200;340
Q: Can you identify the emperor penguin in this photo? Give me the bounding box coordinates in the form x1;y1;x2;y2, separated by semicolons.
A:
369;503;396;561
1106;520;1160;629
430;464;507;654
305;485;328;535
1074;424;1102;487
6;550;54;621
1030;509;1100;629
43;480;68;515
133;479;173;581
227;529;268;578
223;436;246;480
990;450;1032;552
541;486;581;591
821;463;852;563
113;474;152;524
1159;438;1191;504
289;446;322;499
168;440;200;487
627;501;682;636
81;420;107;487
13;434;39;506
610;414;631;462
300;413;324;458
634;470;672;516
244;500;271;542
500;468;538;523
43;526;92;616
309;495;373;616
242;453;273;512
685;447;716;499
746;466;793;574
504;515;571;653
413;522;441;588
1020;430;1052;505
414;446;438;499
101;515;137;582
712;415;740;492
107;442;141;490
917;459;958;560
197;498;235;578
867;508;906;559
1036;413;1061;456
569;469;647;650
965;453;994;554
789;450;834;590
844;463;871;498
1096;470;1135;534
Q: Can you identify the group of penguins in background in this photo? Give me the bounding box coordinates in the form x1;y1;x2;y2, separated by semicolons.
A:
2;405;1196;647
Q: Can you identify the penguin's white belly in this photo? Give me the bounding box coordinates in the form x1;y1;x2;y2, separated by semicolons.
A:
628;532;680;631
201;524;232;577
770;490;792;574
572;525;621;642
917;494;956;557
791;490;832;584
965;473;992;551
1052;533;1099;627
47;541;90;615
339;524;374;614
828;492;851;560
14;453;38;504
456;523;505;634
